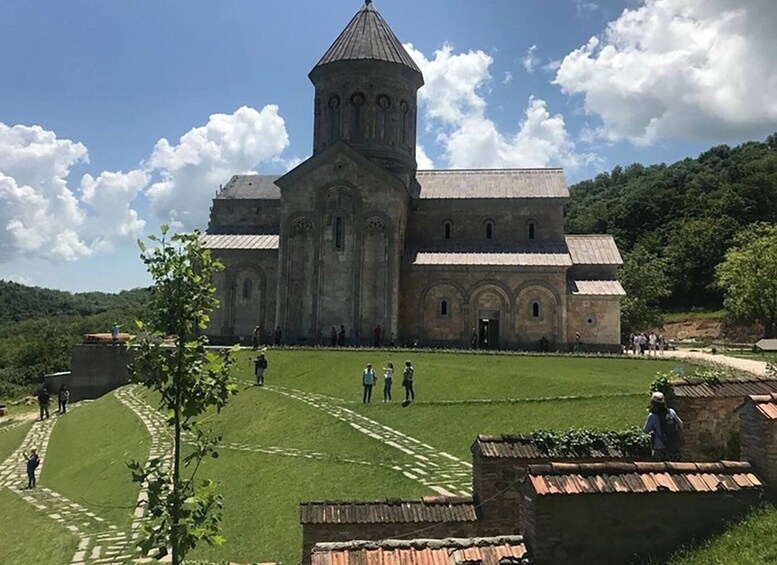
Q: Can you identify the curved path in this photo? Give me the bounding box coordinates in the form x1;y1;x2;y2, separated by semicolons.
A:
650;350;771;377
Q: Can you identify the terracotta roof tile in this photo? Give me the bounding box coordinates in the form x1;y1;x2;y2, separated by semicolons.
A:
311;536;528;565
526;461;763;496
743;393;777;420
415;168;568;199
300;497;477;525
471;435;628;460
674;377;777;399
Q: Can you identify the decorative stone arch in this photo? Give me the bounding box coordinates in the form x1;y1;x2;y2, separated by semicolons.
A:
418;279;467;343
287;215;316;235
466;281;512;348
465;280;513;308
513;280;563;348
224;261;267;338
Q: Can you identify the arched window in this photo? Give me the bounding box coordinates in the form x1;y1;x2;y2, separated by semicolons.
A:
377;95;391;140
531;301;540;319
440;300;448;316
400;100;409;145
444;221;452;240
528;221;536;241
334;216;344;250
242;278;253;300
485;221;493;240
351;93;365;139
328;96;340;142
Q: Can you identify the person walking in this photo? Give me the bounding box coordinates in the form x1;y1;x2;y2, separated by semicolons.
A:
254;353;268;386
330;326;338;347
57;384;70;414
644;391;684;461
374;325;382;348
23;449;40;489
273;326;282;346
382;362;394;402
362;363;376;403
37;387;50;420
252;325;261;350
648;332;657;356
402;360;415;402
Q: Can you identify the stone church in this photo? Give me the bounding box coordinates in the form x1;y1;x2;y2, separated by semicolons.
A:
202;1;625;352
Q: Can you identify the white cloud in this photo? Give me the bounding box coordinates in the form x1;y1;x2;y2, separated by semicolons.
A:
416;145;435;170
503;71;513;85
574;0;599;16
405;43;594;170
145;105;290;229
555;0;777;144
521;45;540;73
80;169;148;248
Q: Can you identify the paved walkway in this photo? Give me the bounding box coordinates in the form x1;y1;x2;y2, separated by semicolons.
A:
266;385;473;497
635;350;770;377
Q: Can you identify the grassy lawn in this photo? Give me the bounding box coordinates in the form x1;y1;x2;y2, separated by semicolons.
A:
666;505;777;565
43;393;149;527
0;488;77;565
190;450;427;565
0;422;31;465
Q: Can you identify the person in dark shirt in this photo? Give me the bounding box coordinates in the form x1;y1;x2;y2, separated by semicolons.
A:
273;326;282;346
337;325;346;347
37;388;50;420
254;354;268;386
57;384;70;414
24;449;40;489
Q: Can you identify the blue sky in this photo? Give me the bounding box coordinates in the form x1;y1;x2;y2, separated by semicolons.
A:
1;0;775;292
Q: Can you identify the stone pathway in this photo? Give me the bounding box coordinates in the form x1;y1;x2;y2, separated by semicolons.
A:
636;349;770;377
265;385;473;496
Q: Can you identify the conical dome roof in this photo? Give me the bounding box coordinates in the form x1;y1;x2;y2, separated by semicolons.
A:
314;1;421;74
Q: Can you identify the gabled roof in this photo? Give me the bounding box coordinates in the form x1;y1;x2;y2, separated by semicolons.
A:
672;376;777;399
565;235;623;265
311;536;529;565
313;2;421;74
744;393;777;420
527;461;763;496
472;434;627;460
217;175;280;199
415;169;568;199
568;280;626;296
199;234;279;251
406;244;572;267
300;496;476;525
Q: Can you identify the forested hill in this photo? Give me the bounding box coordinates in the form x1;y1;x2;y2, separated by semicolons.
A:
0;280;151;325
565;134;777;308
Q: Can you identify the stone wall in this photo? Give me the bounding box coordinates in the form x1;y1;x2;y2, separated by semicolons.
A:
566;296;622;352
522;489;762;565
208;198;280;233
301;520;481;565
673;396;744;460
739;399;777;488
44;344;137;401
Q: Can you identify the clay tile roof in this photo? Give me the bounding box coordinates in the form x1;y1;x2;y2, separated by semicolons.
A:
744;393;777;420
526;461;763;496
406;244;572;267
300;497;477;525
568;280;626;296
199;234;279;251
217;174;281;199
471;435;629;460
314;2;421;74
415;168;568;199
565;235;623;265
672;376;777;399
311;536;529;565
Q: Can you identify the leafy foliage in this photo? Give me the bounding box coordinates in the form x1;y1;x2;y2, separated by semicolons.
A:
619;246;671;335
716;223;777;337
128;227;238;564
530;427;651;459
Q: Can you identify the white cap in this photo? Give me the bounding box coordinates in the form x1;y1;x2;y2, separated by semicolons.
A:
651;391;666;404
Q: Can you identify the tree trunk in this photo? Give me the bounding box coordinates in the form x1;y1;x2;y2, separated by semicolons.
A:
172;404;181;564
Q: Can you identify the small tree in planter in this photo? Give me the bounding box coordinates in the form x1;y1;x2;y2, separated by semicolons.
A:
128;227;238;564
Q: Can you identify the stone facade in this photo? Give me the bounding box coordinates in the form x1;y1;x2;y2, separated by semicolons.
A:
45;344;137;402
203;2;625;351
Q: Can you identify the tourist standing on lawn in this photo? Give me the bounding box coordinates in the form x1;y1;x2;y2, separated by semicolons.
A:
57;384;70;414
37;387;50;420
23;449;39;489
644;391;683;461
254;353;268;386
382;362;394;402
402;360;415;402
330;326;338;347
362;363;376;403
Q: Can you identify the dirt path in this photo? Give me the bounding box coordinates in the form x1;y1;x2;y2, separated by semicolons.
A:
658;350;770;377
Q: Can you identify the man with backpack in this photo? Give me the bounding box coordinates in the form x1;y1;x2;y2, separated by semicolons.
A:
644;391;683;461
37;387;51;420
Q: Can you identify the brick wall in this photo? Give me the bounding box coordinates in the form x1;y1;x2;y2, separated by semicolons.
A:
522;489;762;565
673;396;743;460
739;400;777;487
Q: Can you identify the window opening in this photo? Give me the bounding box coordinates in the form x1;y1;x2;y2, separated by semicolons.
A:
400;100;409;145
441;300;448;316
351;93;365;138
444;221;452;240
329;96;340;141
242;278;253;300
377;95;390;140
532;301;540;318
335;216;344;250
486;222;493;240
528;221;536;240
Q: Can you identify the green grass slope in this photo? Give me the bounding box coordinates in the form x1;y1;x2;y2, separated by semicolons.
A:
0;423;31;467
43;394;149;527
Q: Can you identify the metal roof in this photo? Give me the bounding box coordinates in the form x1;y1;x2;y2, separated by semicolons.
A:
217;175;280;199
300;496;476;525
472;434;626;460
565;235;623;265
755;339;777;352
406;244;572;267
746;393;777;420
311;536;529;565
672;376;777;398
568;280;626;296
314;2;421;73
416;169;569;199
199;234;279;250
527;461;763;496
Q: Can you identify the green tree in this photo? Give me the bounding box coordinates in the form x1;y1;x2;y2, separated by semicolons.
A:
716;223;777;337
619;246;671;336
128;227;238;563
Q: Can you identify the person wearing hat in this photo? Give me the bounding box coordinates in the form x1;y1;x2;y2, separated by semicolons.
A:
644;391;683;461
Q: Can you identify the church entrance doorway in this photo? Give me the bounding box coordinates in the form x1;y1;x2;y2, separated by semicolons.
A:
478;310;500;349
